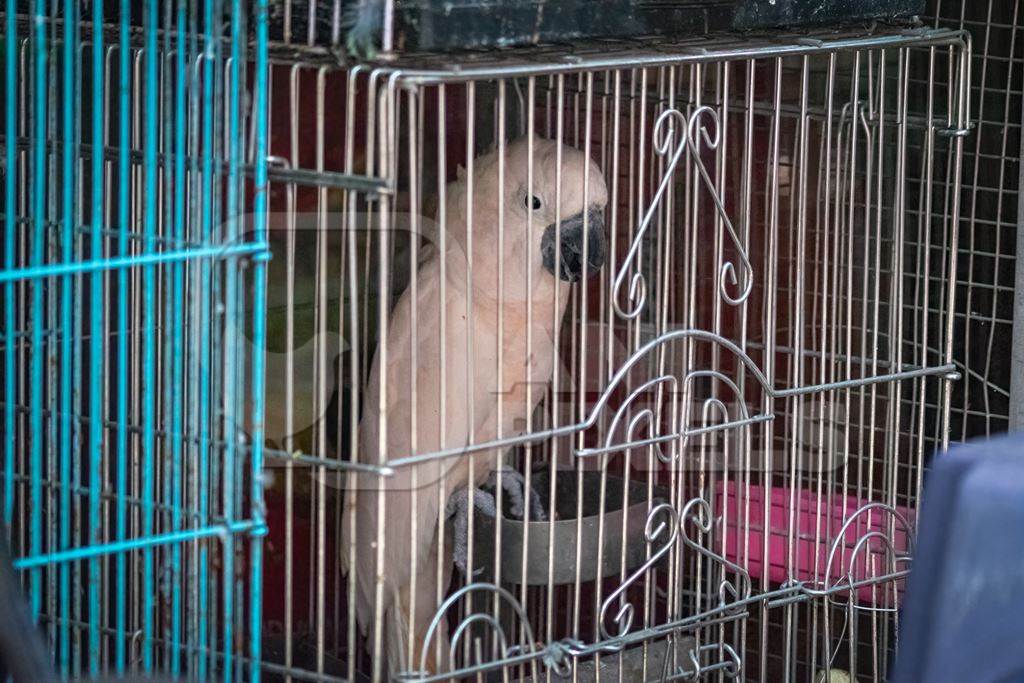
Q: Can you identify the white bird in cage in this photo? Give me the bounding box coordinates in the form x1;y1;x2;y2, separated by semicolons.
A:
342;136;608;675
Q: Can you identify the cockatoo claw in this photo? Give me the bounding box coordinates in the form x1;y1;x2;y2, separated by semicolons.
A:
487;467;547;523
447;468;549;576
446;488;497;577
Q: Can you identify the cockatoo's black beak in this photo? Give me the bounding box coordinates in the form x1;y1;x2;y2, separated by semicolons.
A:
541;208;606;283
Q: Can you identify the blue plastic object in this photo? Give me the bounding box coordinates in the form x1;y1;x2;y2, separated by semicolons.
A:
891;432;1024;683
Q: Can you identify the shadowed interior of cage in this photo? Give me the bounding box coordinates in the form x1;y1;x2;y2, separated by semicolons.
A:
253;36;964;682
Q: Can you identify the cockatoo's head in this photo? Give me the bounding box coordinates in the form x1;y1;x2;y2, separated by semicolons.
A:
512;137;609;284
445;136;609;301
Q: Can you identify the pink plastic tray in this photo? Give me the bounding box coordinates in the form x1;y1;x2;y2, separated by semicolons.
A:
713;481;913;604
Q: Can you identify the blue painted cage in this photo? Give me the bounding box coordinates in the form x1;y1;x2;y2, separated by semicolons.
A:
1;0;269;679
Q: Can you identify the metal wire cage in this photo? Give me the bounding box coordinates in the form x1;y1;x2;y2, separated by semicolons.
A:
255;22;970;683
2;4;974;683
1;0;270;679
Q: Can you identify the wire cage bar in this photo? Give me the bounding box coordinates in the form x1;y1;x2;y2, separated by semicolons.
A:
1;1;270;680
254;23;969;683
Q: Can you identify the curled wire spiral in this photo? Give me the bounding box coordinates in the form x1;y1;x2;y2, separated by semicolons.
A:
679;369;753;453
680;498;752;608
575;344;766;462
598;496;753;644
684;106;754;306
818;502;915;613
598;502;679;640
613;108;689;319
577;374;680;462
670;642;742;680
410;583;539;679
612;105;754;319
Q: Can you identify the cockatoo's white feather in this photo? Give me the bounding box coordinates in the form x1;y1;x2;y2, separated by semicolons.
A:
342;136;608;675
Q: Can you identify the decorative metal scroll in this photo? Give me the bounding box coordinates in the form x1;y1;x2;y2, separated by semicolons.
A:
808;501;915;613
663;642;742;681
599;502;680;640
680;498;752;608
593;375;681;464
397;582;539;680
574;330;777;462
403;499;919;680
599;497;752;642
404;498;754;680
397;582;588;682
380;327;957;471
613;105;754;321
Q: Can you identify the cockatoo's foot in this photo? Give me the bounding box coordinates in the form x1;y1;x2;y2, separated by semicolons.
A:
486;467;547;522
446;468;548;577
446;488;497;578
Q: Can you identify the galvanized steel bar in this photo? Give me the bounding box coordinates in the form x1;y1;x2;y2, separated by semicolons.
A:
2;0;16;542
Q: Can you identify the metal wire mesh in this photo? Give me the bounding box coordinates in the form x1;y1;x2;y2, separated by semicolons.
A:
925;0;1023;439
254;25;969;683
1;1;270;679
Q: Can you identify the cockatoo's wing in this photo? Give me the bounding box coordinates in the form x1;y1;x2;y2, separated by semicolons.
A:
342;252;475;671
342;136;609;676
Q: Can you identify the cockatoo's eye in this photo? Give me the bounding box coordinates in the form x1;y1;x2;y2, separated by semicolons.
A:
525;195;542;211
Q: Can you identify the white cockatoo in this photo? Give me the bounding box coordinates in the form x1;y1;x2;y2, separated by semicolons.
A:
342;136;608;676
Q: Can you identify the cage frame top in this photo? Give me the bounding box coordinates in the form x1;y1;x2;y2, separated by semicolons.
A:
267;25;969;84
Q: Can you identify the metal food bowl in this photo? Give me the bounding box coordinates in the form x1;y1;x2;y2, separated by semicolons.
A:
470;471;670;585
